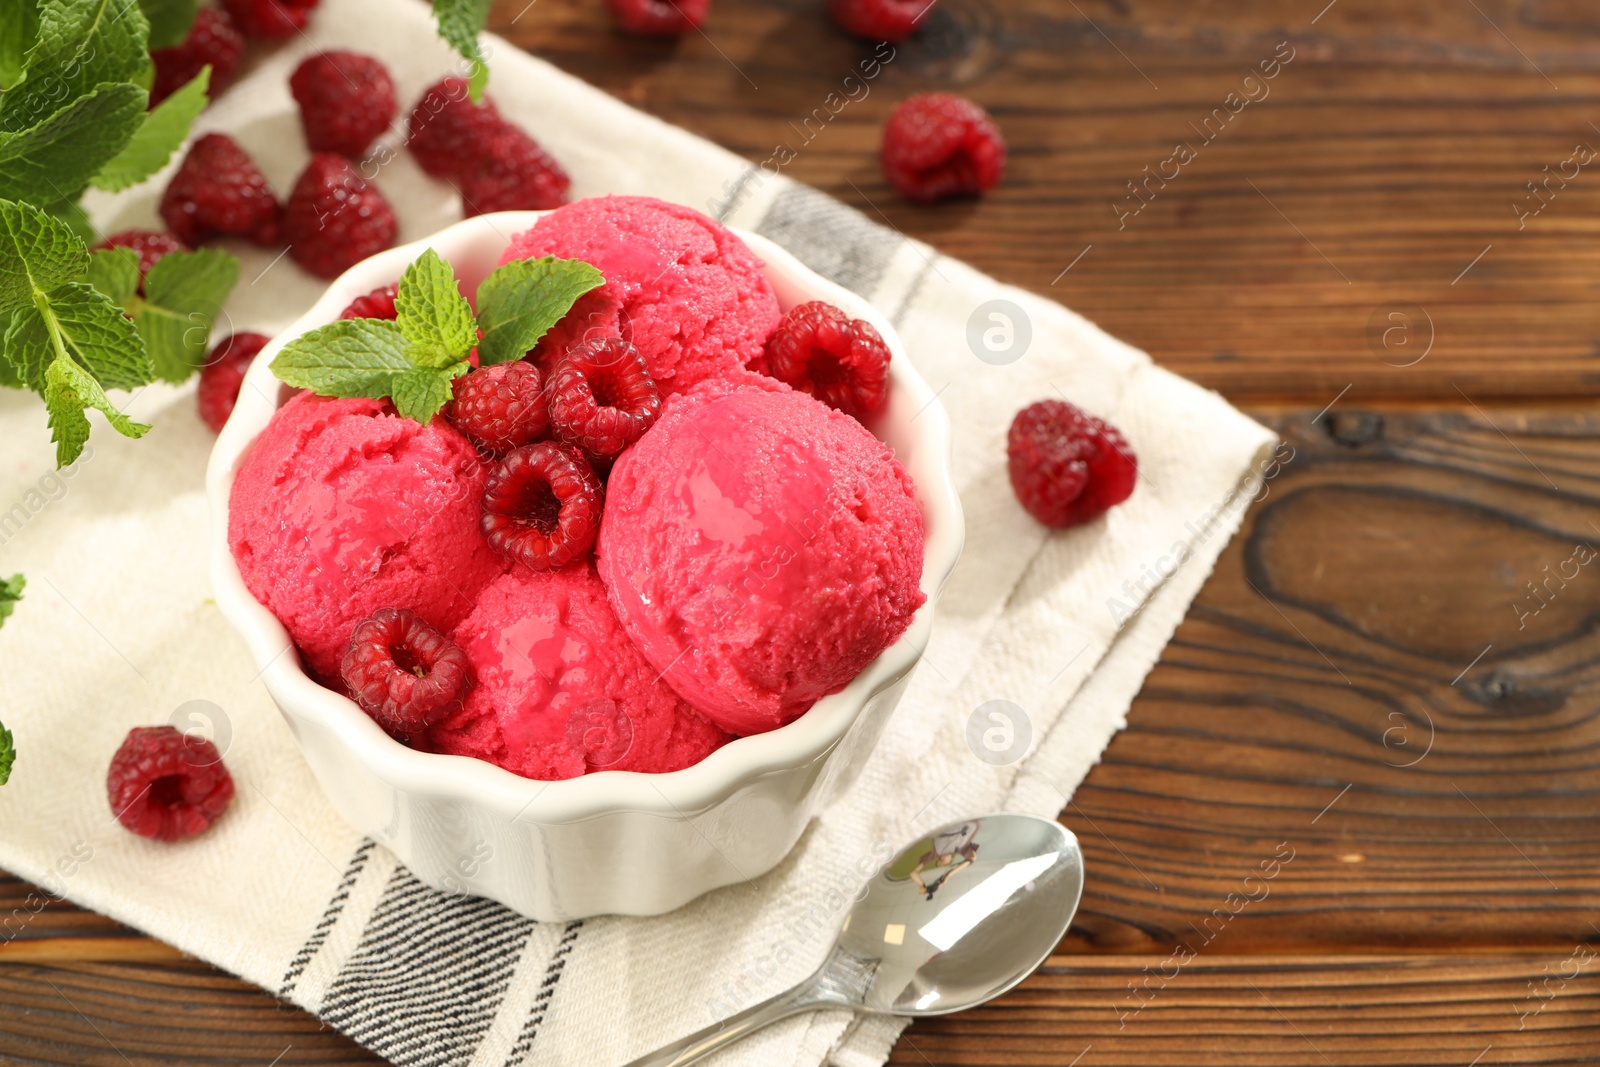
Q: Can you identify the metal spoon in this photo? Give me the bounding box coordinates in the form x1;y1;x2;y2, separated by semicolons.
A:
625;812;1085;1067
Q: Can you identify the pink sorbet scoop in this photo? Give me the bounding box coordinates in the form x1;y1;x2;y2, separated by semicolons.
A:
597;378;926;736
420;564;731;779
498;195;780;395
228;393;505;680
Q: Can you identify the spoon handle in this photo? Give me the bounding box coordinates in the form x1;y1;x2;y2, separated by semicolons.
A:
620;983;828;1067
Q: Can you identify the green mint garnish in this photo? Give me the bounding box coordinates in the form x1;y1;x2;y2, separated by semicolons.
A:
272;250;605;425
0;576;19;783
0;201;244;466
92;66;211;194
431;0;493;100
476;256;606;367
138;0;202;50
0;719;13;786
0;573;23;628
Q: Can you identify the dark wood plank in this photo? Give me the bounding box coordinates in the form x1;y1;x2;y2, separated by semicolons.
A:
499;0;1600;399
0;960;379;1065
1061;403;1600;955
2;954;1594;1066
894;954;1600;1066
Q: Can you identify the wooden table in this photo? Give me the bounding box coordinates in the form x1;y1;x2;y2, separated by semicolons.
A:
5;0;1598;1062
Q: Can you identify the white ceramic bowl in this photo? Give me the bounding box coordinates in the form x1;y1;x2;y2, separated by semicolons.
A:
207;211;963;920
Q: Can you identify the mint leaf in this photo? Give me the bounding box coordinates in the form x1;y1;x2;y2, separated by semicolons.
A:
0;2;40;89
86;246;138;304
475;256;605;366
0;82;148;204
139;0;198;49
19;283;152;390
44;350;151;466
432;0;492;100
0;320;22;387
0;573;22;627
0;199;89;314
395;247;475;369
392;362;467;423
42;197;96;244
52;283;152;389
0;718;13;786
93;65;208;193
2;0;152;135
272;318;414;398
134;246;238;381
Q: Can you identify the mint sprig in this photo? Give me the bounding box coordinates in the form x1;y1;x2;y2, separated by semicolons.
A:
272;251;605;424
0;576;18;783
0;573;22;628
0;720;13;786
432;0;493;101
0;201;240;465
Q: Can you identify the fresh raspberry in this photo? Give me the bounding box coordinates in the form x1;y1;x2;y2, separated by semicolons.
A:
481;442;603;570
1007;399;1137;528
284;154;398;279
406;77;505;181
290;51;398;159
762;301;890;419
827;0;933;41
107;726;235;842
150;7;244;106
881;92;1007;203
338;284;399;320
545;338;661;458
449;362;549;455
93;230;187;287
341;608;472;737
459;126;571;216
221;0;319;39
198;332;271;433
159;133;283;246
605;0;710;35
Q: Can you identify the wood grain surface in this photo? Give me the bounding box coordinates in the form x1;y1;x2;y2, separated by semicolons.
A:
4;0;1599;1063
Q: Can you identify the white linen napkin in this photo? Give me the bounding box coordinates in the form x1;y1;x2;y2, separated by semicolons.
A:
0;2;1276;1064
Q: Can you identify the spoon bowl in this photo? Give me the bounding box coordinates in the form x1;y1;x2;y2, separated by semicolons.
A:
627;813;1084;1066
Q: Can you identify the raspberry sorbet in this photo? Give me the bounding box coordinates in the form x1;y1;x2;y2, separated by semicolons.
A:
598;378;926;736
227;393;504;680
421;565;731;779
499;195;780;395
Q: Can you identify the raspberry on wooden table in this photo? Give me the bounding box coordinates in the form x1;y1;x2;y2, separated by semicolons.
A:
406;77;506;181
107;726;235;842
150;7;243;105
881;92;1007;203
761;301;890;420
341;608;472;737
222;0;319;39
460;126;571;215
93;230;187;287
284;154;398;279
481;442;603;570
1007;399;1138;528
159;133;282;247
827;0;934;42
338;284;400;321
198;332;271;433
545;338;662;459
449;362;549;455
606;0;711;35
290;51;398;158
